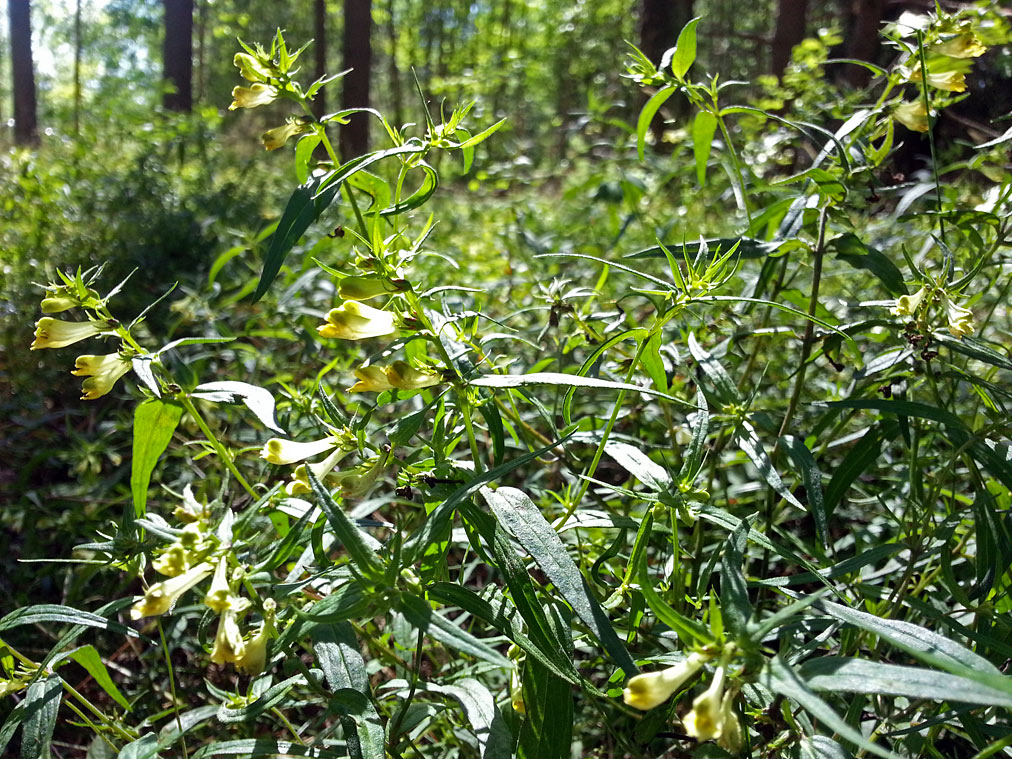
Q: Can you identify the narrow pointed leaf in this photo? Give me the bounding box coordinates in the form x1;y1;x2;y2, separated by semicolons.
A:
131;399;183;518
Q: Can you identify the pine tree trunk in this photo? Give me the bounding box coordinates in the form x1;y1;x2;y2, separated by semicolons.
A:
9;0;38;145
313;0;327;120
163;0;193;112
340;0;372;158
842;0;884;88
771;0;808;76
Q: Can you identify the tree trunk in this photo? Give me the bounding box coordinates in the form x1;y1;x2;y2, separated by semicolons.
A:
386;0;402;127
73;0;82;134
162;0;193;112
842;0;884;88
771;0;808;77
340;0;372;158
196;0;207;103
9;0;38;145
313;0;327;120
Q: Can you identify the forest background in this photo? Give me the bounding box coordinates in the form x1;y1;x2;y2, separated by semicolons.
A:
2;0;1012;758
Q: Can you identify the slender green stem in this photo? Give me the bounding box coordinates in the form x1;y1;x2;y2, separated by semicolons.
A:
715;110;752;227
557;338;650;529
157;620;189;759
272;707;306;745
916;30;946;246
778;203;830;438
180;395;257;499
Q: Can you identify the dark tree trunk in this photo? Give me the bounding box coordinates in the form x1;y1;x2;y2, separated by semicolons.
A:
639;0;693;138
162;0;193;112
9;0;38;145
842;0;884;88
313;0;327;120
340;0;372;158
196;0;207;103
386;0;402;127
771;0;808;76
73;0;82;134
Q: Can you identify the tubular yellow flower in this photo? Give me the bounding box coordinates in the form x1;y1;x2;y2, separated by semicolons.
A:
349;365;395;394
229;83;278;110
40;295;78;313
152;544;190;577
339;276;393;301
716;689;743;753
510;667;526;715
129;562;214;620
31;318;108;350
262;120;309;151
386;361;443;391
318;301;397;341
261;436;339;466
71;353;132;400
623;652;708;711
945;296;975;338
683;664;727;742
932;34;986;59
284;447;354;496
890;285;928;317
203;557;231;613
893;101;929;133
235;599;276;675
234;52;273;82
909;67;966;92
209;596;251;666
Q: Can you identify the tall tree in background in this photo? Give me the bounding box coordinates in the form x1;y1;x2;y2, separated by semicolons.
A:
312;0;327;119
9;0;39;145
163;0;193;111
771;0;808;77
340;0;372;158
842;0;884;87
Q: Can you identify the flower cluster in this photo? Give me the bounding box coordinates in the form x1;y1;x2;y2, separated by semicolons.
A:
890;284;975;338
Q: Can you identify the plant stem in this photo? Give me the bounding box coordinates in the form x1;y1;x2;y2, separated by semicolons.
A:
180;395;257;499
158;620;189;759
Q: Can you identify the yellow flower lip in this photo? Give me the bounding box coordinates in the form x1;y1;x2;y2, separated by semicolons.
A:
71;353;133;400
31;318;110;350
945;295;975;338
262;120;310;151
623;652;707;711
261;436;339;466
349;365;395;393
204;557;232;614
683;664;727;742
129;562;215;620
890;285;928;317
318;301;397;341
932;34;986;59
386;361;442;391
209;596;251;666
229;83;278;111
893;101;929;133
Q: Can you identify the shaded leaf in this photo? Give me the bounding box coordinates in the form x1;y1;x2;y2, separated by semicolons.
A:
131;399;183;518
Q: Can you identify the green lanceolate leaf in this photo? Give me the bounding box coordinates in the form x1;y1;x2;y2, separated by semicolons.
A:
720;518;751;635
191;739;342;758
0;604;137;637
822;420;895;518
828;234;907;297
736;421;804;511
20;674;62;759
687;332;740;404
116;734;160;759
311;622;368;693
190;381;285;435
780;435;829;548
329;689;386;759
430;679;513;759
692;111;718;186
669;17;702;78
397;592;510;668
470;371;690;407
217;674;305;723
61;646;130;711
637;552;713;645
482;487;638;678
762;656;899;759
636;86;676;161
131;398;183;519
517;657;573;759
307;469;385;580
799;657;1012;707
253;170;342;302
604;441;671;492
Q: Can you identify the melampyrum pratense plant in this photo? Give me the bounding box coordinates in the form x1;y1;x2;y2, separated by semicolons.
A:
4;8;1012;758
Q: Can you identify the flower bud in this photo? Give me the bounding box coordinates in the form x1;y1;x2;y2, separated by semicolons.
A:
339;276;393;301
261;436;339;466
130;562;214;619
623;652;708;711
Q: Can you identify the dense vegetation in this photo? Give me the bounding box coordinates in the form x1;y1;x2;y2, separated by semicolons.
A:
2;2;1012;758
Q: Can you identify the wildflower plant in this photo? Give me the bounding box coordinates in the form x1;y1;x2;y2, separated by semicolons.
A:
4;11;1012;759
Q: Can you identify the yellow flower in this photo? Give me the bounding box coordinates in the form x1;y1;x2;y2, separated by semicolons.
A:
173;484;210;524
716;689;743;753
30;318;109;350
908;67;966;92
71;353;132;400
152;544;190;577
386;361;442;391
261;436;341;466
318;301;398;341
893;101;929;133
129;562;214;620
945;295;975;338
235;599;276;675
623;652;708;711
40;295;78;313
209;596;251;666
339;276;393;301
234;52;273;82
932;34;986;59
349;365;395;394
203;557;231;614
683;664;727;742
229;83;278;110
510;667;526;715
890;285;928;317
262;119;310;151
